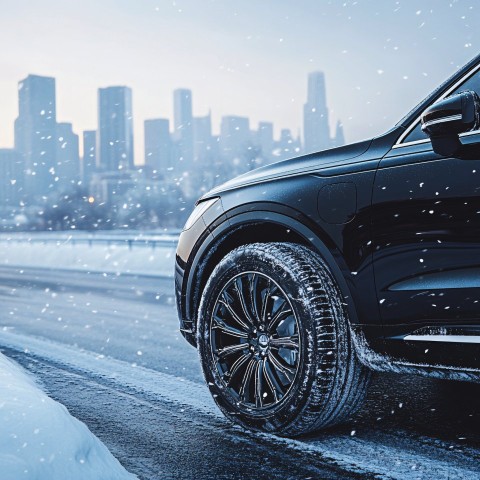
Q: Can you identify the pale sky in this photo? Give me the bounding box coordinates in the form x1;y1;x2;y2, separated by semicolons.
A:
0;0;478;163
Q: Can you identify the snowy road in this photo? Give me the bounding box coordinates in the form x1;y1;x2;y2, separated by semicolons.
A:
0;266;479;479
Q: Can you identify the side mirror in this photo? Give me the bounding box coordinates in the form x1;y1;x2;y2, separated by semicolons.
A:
421;90;480;157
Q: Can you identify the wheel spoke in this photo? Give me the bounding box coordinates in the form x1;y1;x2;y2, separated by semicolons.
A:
268;351;296;382
254;359;264;408
225;352;252;385
248;273;261;322
212;315;249;339
267;300;293;331
261;283;280;325
270;334;299;350
233;277;255;326
239;357;257;402
218;295;251;332
263;359;282;402
260;283;272;325
216;343;248;360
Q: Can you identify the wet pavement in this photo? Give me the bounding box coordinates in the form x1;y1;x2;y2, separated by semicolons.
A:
0;266;479;479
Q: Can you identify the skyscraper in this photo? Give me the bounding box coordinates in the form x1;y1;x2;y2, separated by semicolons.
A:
82;130;97;184
144;119;171;172
0;149;24;206
303;71;330;154
276;129;301;161
193;112;212;164
173;89;194;169
219;116;252;175
332;120;345;148
14;74;57;199
55;123;79;186
220;116;251;160
256;121;274;161
97;86;134;171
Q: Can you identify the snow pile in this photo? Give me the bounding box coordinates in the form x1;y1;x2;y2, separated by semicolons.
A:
0;352;136;480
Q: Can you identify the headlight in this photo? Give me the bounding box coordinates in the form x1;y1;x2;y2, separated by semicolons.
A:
182;198;219;231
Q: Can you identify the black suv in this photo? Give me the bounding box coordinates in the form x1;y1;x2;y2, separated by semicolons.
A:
175;54;480;437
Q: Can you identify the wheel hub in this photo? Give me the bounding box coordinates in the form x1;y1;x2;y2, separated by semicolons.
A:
257;333;269;348
249;332;270;355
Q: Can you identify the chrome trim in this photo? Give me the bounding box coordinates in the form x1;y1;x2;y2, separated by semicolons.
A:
396;62;480;146
392;138;430;149
404;334;480;344
422;113;462;129
392;128;480;150
459;129;480;138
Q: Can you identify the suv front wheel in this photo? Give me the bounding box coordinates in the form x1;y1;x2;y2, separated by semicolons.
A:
197;242;370;436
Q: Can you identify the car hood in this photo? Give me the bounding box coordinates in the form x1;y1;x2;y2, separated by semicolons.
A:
202;139;372;198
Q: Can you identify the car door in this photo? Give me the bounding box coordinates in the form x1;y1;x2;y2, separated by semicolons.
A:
372;66;480;370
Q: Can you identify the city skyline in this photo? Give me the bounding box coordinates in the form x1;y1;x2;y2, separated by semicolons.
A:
0;1;478;165
1;69;345;166
4;70;342;169
0;69;342;215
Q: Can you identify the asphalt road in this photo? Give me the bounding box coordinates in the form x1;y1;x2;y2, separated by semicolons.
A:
0;266;479;479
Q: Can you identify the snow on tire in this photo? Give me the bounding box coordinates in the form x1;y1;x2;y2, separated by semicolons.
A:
197;242;370;437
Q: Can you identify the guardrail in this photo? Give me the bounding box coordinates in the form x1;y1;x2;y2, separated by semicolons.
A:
0;232;180;250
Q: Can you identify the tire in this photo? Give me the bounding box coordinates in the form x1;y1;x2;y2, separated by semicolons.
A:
197;242;370;437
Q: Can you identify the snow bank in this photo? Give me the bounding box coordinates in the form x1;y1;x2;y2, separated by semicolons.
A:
0;240;175;277
0;352;136;480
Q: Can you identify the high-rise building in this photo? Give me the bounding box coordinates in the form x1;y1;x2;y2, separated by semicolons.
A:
144;119;171;172
55;123;79;186
303;71;331;154
276;129;302;161
97;86;134;171
219;115;252;175
256;121;274;161
220;116;251;161
0;149;24;206
173;89;194;169
193;113;212;164
14;74;57;199
332;120;345;148
82;130;97;184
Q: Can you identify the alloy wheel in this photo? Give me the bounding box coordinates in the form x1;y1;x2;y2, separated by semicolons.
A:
210;272;301;410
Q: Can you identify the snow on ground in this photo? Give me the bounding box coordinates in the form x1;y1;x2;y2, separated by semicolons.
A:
0;232;170;479
0;235;176;277
0;351;137;480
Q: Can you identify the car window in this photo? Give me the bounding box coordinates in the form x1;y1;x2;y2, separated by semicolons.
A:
402;67;480;144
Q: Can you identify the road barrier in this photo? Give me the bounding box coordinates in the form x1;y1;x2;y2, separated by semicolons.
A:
0;232;180;250
0;231;180;277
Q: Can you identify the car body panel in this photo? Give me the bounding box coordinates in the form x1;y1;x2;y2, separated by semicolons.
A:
372;132;480;369
176;53;480;377
203;138;372;197
177;128;402;348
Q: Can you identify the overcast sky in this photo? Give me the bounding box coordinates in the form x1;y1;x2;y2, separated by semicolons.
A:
0;0;478;162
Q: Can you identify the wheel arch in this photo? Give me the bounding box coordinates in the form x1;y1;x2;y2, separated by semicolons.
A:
185;208;359;346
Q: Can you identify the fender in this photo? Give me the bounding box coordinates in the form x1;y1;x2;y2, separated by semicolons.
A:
185;205;362;336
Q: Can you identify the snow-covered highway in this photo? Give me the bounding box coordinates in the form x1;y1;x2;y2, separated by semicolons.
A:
0;265;479;479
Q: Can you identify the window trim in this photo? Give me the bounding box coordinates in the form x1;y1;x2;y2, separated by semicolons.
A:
393;62;480;149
